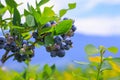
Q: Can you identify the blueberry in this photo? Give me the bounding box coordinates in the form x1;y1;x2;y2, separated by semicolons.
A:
32;32;38;39
22;40;28;45
65;37;72;45
60;42;66;49
65;39;72;45
54;36;62;45
4;44;11;51
11;47;19;52
71;25;77;32
0;37;6;45
50;21;56;25
61;34;67;40
0;44;4;49
54;44;61;50
22;54;28;61
57;49;65;57
63;17;69;20
50;51;57;57
64;45;71;50
43;22;51;28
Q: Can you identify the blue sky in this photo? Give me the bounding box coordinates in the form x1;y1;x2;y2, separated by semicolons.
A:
0;0;120;70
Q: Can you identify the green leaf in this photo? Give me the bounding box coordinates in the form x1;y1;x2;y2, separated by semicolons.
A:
0;7;7;16
38;27;52;35
55;20;72;35
100;61;112;71
85;44;99;55
59;9;67;17
68;3;76;9
39;7;55;24
104;57;120;66
24;9;30;16
13;8;21;25
107;46;118;54
111;58;120;66
44;35;54;46
73;60;89;65
5;0;17;8
42;7;55;17
26;15;35;27
11;26;24;30
43;64;52;76
51;64;56;71
37;0;50;7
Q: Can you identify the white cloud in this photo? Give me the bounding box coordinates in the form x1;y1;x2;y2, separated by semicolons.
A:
75;16;120;36
80;0;120;11
1;0;120;36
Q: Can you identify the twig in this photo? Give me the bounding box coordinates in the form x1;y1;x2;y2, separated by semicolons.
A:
1;51;10;63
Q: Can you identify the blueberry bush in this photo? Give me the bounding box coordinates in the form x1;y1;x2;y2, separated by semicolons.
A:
0;0;120;80
0;0;76;63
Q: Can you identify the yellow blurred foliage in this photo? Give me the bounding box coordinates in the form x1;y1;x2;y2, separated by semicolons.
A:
63;72;74;80
109;61;120;72
89;56;101;63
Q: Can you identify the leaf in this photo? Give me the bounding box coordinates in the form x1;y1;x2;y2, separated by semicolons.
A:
13;8;21;25
55;20;72;35
42;7;55;17
0;3;7;16
5;0;17;8
100;61;112;71
68;3;76;9
73;60;89;65
51;64;56;73
104;57;120;66
39;7;55;24
38;27;52;35
11;26;24;29
85;44;99;55
59;9;67;17
0;7;7;16
107;46;118;54
37;0;50;7
26;15;35;27
43;64;52;76
44;35;54;46
24;9;30;16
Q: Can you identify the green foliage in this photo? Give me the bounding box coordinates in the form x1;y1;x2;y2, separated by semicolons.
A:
68;3;76;9
59;2;76;17
85;44;99;55
108;46;118;54
13;8;21;25
5;0;17;8
44;35;54;46
37;0;50;7
55;20;72;35
59;9;68;17
26;15;35;27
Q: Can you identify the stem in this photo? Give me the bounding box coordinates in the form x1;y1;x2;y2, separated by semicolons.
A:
1;27;6;37
2;53;15;63
1;51;9;63
96;53;103;80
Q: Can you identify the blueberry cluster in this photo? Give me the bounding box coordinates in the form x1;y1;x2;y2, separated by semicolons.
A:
45;18;77;57
0;34;34;62
0;17;76;63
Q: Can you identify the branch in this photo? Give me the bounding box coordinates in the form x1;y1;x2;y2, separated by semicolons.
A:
1;53;15;63
1;51;10;63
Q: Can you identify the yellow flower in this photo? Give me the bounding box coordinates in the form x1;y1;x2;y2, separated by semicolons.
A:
89;56;101;63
